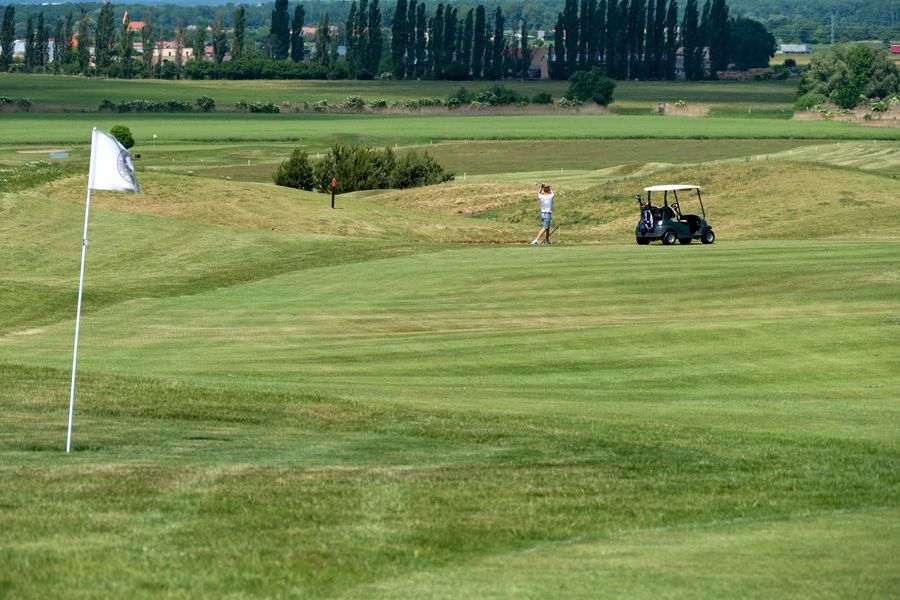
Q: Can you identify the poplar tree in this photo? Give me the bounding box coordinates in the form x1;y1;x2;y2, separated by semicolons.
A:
24;16;34;72
644;0;655;78
429;4;443;77
52;18;64;72
489;7;504;79
604;0;617;77
708;0;729;76
63;11;74;65
174;20;184;75
578;0;589;66
414;3;426;78
681;0;700;80
563;0;578;74
664;0;677;79
75;8;90;72
442;5;456;72
314;13;332;67
356;0;369;75
628;0;644;78
391;0;407;77
518;19;528;78
0;6;14;72
93;3;114;72
614;0;628;79
405;0;417;78
37;13;49;70
291;5;304;62
367;0;383;75
651;0;666;78
193;22;207;62
472;5;486;79
270;0;290;59
120;13;135;77
346;2;358;72
461;8;473;78
212;12;228;64
142;8;156;74
596;0;606;67
232;6;245;60
551;13;564;79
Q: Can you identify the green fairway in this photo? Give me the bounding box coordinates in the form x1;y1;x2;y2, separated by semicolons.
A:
1;83;899;597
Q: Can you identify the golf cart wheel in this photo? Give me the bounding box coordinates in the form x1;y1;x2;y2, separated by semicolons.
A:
701;229;716;244
661;230;677;245
678;237;692;245
636;237;650;245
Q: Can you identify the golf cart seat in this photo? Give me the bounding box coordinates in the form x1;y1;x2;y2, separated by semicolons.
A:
682;214;702;233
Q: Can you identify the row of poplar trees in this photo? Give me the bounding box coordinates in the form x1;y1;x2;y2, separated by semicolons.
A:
389;2;516;80
550;0;731;81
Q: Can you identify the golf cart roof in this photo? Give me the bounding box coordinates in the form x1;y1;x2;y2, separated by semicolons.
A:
644;185;701;192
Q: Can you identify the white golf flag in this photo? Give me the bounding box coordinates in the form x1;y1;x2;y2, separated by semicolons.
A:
88;129;141;192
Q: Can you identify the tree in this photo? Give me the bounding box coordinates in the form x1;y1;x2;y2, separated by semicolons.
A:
62;11;74;66
414;2;426;78
232;7;245;60
519;19;529;79
192;23;206;63
551;12;565;79
604;0;617;77
566;65;616;105
110;125;135;149
37;12;48;70
489;8;504;80
290;5;304;62
405;0;417;78
52;18;64;72
472;5;486;79
174;20;185;76
270;0;290;59
708;0;729;76
461;8;473;78
0;5;14;72
314;13;332;67
391;0;407;77
799;45;900;109
94;2;114;73
24;16;34;72
663;0;678;80
681;0;701;80
119;12;135;78
367;0;383;76
729;17;774;71
563;0;578;74
141;8;156;74
273;148;315;191
75;8;91;73
212;13;228;65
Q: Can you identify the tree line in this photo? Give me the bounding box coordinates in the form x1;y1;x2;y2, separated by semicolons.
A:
1;0;770;82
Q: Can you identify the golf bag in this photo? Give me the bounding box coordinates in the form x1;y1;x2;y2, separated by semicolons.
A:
639;206;654;232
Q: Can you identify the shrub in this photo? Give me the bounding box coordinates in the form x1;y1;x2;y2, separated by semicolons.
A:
565;67;616;106
369;99;387;110
391;151;454;188
340;96;366;110
793;92;828;111
312;99;329;112
531;91;553;104
98;99;117;112
109;125;135;149
311;144;453;193
248;101;280;113
272;148;315;190
196;96;216;112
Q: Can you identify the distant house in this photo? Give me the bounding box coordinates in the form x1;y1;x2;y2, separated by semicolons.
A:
779;44;809;54
891;44;900;54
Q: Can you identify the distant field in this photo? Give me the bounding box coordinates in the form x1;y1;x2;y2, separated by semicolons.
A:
2;112;897;148
0;73;798;111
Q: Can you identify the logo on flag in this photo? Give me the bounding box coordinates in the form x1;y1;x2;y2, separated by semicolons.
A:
88;129;141;193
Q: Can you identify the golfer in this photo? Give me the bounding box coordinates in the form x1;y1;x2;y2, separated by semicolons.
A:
531;184;555;245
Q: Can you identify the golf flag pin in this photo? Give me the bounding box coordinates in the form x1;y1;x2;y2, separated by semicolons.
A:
88;129;141;193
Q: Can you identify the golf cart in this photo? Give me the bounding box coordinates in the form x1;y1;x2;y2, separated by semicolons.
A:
635;184;715;245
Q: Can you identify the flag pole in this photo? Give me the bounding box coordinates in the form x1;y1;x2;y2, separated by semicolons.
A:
67;128;98;454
